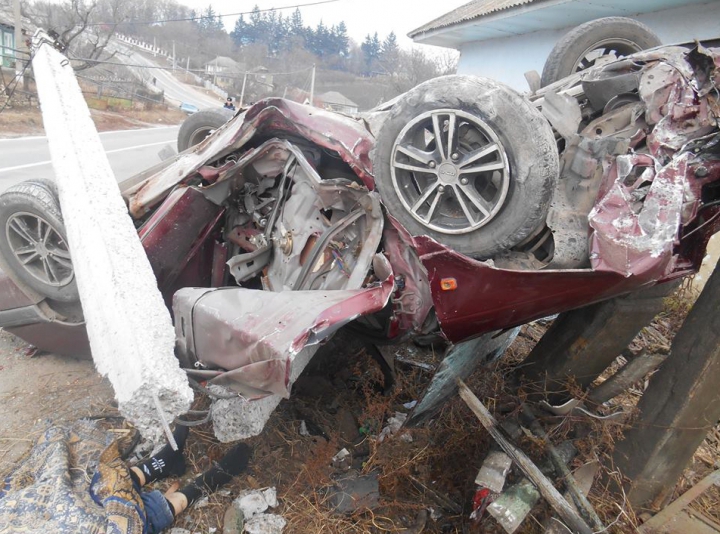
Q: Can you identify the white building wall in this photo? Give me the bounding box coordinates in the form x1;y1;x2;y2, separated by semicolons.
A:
456;1;720;93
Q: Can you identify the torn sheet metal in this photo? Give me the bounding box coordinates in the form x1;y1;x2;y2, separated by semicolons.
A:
173;254;394;399
588;153;686;279
124;98;375;218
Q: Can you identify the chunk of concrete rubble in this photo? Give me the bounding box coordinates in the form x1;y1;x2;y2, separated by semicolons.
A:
244;514;286;534
329;472;380;513
234;488;278;517
211;346;317;442
224;488;282;534
378;412;409;442
332;448;352;470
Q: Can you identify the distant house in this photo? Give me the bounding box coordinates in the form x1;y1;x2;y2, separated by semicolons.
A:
205;56;242;88
409;0;720;91
249;66;273;90
318;91;359;114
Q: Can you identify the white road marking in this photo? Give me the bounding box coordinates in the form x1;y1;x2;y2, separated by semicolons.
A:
0;125;179;143
0;140;173;173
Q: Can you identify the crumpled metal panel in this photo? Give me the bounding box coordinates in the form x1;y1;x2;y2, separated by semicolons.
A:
587;45;720;279
173;254;394;399
125;99;374;218
588;153;686;280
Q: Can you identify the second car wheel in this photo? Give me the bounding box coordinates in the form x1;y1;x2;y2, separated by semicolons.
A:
541;17;662;87
0;179;78;302
177;107;235;152
372;75;559;259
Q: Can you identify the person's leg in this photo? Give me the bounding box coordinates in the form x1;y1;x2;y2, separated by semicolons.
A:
164;442;252;516
130;425;190;487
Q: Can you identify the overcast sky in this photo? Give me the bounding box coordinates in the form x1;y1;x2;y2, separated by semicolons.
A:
176;0;469;53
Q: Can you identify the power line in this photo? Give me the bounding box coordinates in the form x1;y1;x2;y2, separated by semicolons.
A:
88;0;342;27
67;55;316;78
0;54;35;116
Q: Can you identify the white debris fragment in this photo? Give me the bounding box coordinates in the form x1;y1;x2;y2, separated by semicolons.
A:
299;421;310;437
403;401;418;410
244;514;286;534
332;448;350;463
230;488;284;534
234;488;278;518
378;412;408;442
193;496;209;509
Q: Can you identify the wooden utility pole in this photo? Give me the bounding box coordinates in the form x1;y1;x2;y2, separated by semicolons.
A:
612;264;720;508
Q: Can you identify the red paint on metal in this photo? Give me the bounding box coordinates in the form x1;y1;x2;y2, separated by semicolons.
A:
0;269;37;309
139;186;225;291
7;322;91;356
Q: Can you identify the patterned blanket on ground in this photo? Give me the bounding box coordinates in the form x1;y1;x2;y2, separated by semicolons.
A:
0;420;145;534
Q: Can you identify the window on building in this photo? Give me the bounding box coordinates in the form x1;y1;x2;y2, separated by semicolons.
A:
1;29;15;69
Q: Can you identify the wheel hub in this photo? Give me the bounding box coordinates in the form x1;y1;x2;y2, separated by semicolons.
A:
390;109;510;235
437;162;459;184
5;212;74;287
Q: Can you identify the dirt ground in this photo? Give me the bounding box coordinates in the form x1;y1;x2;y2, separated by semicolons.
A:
0;289;718;533
0;104;186;138
0;329;114;470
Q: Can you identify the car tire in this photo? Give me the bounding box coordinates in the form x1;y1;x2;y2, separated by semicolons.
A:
177;108;235;152
0;180;78;302
541;17;662;87
372;75;559;259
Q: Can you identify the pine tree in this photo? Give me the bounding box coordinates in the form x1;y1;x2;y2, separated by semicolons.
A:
289;8;305;43
380;31;400;72
361;32;381;71
335;21;349;57
230;14;249;46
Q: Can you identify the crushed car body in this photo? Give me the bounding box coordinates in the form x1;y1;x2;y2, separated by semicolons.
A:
1;44;719;438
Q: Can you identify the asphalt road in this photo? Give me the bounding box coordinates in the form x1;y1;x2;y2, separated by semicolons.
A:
113;42;223;110
0;126;179;194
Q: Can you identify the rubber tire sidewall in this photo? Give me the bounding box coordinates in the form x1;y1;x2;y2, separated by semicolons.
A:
177;107;235;152
541;17;662;87
0;181;79;302
372;75;559;259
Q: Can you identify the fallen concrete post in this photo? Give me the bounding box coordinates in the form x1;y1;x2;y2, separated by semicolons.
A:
31;32;193;443
587;351;668;405
612;263;720;508
521;282;676;403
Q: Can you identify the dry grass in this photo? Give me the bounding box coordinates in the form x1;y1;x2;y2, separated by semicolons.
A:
0;101;185;138
4;283;713;533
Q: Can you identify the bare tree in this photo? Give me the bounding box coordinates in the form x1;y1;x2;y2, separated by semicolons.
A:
24;0;128;70
390;48;443;93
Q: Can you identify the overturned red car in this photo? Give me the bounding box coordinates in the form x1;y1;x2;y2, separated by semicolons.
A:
1;45;719;411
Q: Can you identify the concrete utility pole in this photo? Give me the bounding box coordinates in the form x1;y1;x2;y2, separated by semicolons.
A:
13;0;23;84
172;40;176;70
612;264;720;508
309;63;316;105
31;33;193;444
239;71;247;107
